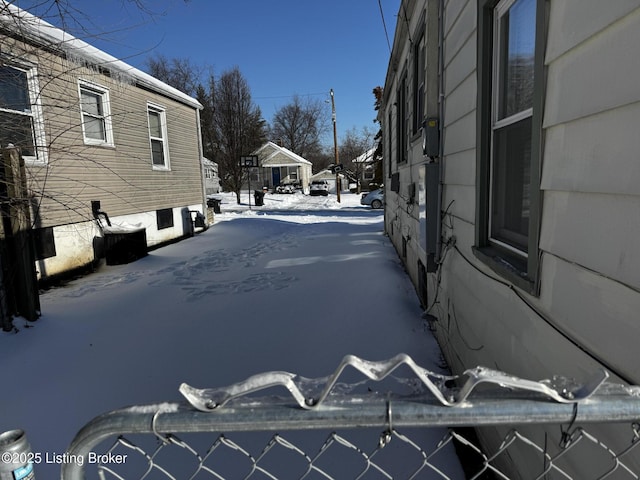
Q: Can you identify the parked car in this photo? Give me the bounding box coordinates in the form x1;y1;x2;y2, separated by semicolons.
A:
360;188;384;209
275;184;295;194
309;180;330;196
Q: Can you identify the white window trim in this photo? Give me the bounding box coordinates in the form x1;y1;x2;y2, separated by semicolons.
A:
0;63;48;164
147;102;170;170
78;80;114;147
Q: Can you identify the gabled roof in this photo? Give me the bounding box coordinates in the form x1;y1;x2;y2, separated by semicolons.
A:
0;1;202;110
352;147;377;164
253;141;312;167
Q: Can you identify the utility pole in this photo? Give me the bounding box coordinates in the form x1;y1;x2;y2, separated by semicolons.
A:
330;88;340;203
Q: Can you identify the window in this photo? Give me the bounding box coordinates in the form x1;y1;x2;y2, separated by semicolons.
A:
387;111;393;178
364;167;375;181
79;81;113;146
32;227;56;260
156;208;174;230
0;64;45;162
287;166;298;181
396;72;407;164
148;104;169;169
412;29;426;135
476;0;543;292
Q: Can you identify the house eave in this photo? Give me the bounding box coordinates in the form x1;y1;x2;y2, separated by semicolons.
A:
0;1;203;110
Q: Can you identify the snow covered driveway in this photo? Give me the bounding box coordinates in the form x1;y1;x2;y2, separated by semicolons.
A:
1;192;463;478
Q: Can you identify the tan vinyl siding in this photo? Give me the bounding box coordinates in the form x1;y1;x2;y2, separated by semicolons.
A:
8;43;203;227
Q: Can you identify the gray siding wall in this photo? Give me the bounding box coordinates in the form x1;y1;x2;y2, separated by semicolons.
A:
383;0;640;475
422;0;640;386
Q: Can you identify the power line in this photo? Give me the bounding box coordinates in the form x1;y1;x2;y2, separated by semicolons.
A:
378;0;392;53
253;92;327;100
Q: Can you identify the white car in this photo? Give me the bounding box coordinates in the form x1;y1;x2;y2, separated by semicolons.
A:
309;180;330;196
275;184;295;194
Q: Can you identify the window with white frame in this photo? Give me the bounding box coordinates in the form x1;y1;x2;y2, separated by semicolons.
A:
79;81;113;146
147;104;169;169
490;0;536;255
287;166;298;181
0;64;45;162
364;166;375;180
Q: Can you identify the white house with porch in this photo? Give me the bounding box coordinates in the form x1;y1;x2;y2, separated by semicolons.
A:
252;142;312;193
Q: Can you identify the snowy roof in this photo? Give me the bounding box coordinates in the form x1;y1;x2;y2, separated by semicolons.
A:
253;142;313;167
0;2;202;110
202;157;218;167
352;147;377;164
311;169;347;180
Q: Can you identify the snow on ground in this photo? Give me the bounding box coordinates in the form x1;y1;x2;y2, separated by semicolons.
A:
1;191;464;478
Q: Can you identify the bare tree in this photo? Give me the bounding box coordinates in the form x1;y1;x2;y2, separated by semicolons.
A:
212;67;266;203
146;54;203;96
270;95;329;159
195;75;217;161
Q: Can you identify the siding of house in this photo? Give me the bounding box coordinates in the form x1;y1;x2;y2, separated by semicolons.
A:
382;0;640;476
29;54;203;225
1;25;204;279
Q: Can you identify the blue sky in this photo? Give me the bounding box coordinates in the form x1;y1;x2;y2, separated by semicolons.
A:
16;0;400;145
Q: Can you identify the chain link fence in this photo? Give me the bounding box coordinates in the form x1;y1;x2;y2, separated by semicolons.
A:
60;355;640;479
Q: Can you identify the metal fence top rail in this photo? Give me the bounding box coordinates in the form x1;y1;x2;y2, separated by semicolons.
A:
61;354;640;479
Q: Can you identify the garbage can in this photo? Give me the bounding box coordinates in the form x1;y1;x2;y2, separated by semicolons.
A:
104;227;147;265
207;198;221;214
254;190;265;206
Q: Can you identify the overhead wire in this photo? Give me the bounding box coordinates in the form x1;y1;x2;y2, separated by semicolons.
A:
377;0;392;53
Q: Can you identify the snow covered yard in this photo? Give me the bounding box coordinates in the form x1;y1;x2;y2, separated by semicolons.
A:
1;191;464;478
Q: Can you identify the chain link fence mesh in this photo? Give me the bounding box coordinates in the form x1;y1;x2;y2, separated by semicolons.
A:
60;356;640;479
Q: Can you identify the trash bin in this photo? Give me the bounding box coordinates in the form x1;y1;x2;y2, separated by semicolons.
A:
104;227;147;265
254;190;265;206
207;198;221;214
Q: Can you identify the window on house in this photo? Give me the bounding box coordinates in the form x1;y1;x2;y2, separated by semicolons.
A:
0;65;45;161
387;111;393;178
491;0;536;254
396;72;407;164
156;208;174;230
287;166;298;181
364;167;374;180
148;104;169;169
79;81;113;146
413;29;426;135
32;226;56;260
476;0;543;292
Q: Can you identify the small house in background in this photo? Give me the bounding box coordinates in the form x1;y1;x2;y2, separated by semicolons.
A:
310;169;350;194
252;142;312;193
0;4;205;282
202;158;221;194
351;147;378;191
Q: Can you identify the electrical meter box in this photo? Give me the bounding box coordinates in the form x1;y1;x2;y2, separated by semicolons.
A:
422;117;439;158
